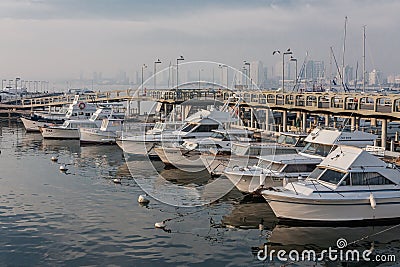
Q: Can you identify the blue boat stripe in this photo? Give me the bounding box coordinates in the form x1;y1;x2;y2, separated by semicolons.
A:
266;199;400;206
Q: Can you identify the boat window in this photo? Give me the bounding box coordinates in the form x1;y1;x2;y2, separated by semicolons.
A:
318;169;346;184
181;123;197;132
257;161;284;171
296;138;306;147
277;135;297;145
85;113;91;117
193;124;219;133
78;112;84;116
308;167;325;179
283;163;318;173
211;132;225;139
348;172;394;185
302;143;332;157
274;148;298;155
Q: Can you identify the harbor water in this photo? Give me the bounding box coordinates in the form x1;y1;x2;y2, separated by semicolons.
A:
1;120;399;266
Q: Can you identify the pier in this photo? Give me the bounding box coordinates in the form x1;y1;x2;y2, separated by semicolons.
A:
2;87;400;149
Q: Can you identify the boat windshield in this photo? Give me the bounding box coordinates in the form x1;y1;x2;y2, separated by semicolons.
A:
257;160;284;171
308;167;325;179
317;169;346;185
283;163;318;173
181;123;197;132
301;143;332;157
277;135;297;146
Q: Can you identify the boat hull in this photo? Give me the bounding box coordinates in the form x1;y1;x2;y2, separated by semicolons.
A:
80;129;117;144
224;169;284;193
263;191;400;222
40;127;80;139
154;146;206;172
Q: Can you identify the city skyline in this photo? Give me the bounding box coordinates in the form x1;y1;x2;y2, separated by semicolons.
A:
0;0;399;83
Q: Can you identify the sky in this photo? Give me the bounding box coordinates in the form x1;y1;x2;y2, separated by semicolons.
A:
0;0;399;82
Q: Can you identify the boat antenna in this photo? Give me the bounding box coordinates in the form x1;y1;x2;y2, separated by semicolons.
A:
362;25;366;93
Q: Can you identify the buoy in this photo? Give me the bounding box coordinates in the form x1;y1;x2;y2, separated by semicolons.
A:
113;178;121;184
155;221;166;228
51;156;58;162
369;193;376;209
138;194;150;204
59;165;67;172
259;172;266;187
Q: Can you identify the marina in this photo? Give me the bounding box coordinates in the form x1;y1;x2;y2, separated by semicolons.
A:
2;1;400;265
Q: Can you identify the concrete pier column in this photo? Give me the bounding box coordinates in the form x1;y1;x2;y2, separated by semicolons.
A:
351;117;356;131
325;114;329;127
137;100;141;116
381;119;387;149
282;110;287;132
370;118;377;127
302;112;307;132
265;109;270;131
333;117;337;128
250;108;254;128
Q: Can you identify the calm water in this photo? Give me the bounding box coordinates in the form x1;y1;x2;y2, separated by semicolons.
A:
0;120;400;266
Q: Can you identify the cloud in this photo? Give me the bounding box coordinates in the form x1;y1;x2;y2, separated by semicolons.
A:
0;0;399;80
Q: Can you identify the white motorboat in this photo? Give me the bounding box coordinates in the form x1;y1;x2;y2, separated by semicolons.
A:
223;127;378;194
261;146;400;222
80;118;124;144
224;154;321;193
119;108;237;159
116;121;182;158
202;131;306;176
40;107;115;139
154;129;253;171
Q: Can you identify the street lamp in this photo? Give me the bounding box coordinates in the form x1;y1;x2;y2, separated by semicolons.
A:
290;56;298;90
176;55;184;90
154;59;161;91
218;64;228;89
244;61;251;89
273;48;293;93
198;69;203;90
141;64;147;95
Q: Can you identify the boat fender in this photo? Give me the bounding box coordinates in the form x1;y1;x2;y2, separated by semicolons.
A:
155;220;166;228
369;193;376;209
51;156;58;162
138;194;150;204
259;172;266;187
59;165;68;172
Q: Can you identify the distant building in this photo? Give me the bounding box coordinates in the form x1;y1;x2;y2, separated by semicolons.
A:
368;69;383;86
250;61;264;88
301;60;325;81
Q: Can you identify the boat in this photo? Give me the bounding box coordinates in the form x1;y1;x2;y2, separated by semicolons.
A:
40;107;115;139
21;95;98;132
119;108;237;159
261;145;400;222
79;118;124;144
223;127;377;194
224;154;321;193
154;129;254;171
201;131;307;177
116;121;182;158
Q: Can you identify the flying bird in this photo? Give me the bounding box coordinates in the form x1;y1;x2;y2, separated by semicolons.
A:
272;50;281;55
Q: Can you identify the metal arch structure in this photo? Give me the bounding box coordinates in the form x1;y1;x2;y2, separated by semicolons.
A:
171;81;230;91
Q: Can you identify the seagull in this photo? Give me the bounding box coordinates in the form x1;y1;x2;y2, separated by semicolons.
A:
272;50;280;55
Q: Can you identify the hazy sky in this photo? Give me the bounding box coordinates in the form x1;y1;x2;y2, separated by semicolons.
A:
0;0;399;81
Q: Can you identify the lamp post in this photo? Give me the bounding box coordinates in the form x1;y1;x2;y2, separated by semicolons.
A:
176;55;184;90
290;56;298;90
198;69;203;90
154;59;161;91
273;48;293;93
141;64;147;95
244;61;251;89
219;64;228;89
